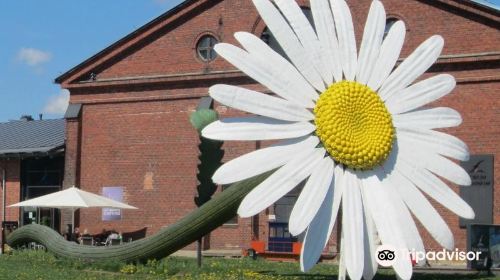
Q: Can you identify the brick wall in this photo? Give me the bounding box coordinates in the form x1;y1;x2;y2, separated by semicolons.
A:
427;80;500;251
59;119;82;229
59;0;500;253
0;160;21;246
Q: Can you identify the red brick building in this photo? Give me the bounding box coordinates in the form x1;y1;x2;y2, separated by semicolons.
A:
2;0;499;255
0;118;65;249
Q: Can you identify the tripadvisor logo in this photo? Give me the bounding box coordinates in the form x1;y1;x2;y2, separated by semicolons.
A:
375;245;481;266
376;245;399;267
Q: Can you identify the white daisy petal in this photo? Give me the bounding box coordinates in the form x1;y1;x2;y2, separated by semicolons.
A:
209;84;313;122
397;143;471;186
361;174;413;280
300;175;335;272
325;165;345;243
212;136;319;184
252;0;325;91
367;21;405;91
396;128;469;161
356;0;386;85
300;164;346;272
330;0;357;80
214;43;316;107
289;157;334;236
386;74;456;115
234;32;319;102
202;117;315;141
238;148;325;217
311;0;342;82
379;35;444;101
390;149;475;219
338;232;347;280
342;170;364;280
384;168;454;250
360;177;378;280
393;107;462;130
362;218;377;280
375;169;425;262
274;0;331;84
207;0;470;276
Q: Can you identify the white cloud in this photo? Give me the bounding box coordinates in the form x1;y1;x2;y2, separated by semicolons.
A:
43;89;70;115
17;48;52;66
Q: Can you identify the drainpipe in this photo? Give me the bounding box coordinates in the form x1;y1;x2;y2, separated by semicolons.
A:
2;168;5;224
1;168;5;254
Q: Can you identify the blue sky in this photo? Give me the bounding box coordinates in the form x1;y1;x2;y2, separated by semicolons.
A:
475;0;500;9
0;0;183;122
0;0;498;122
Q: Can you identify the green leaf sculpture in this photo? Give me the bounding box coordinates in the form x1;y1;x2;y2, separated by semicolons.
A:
190;108;224;267
190;109;223;207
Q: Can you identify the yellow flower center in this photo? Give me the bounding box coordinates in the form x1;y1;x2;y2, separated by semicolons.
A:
314;81;395;170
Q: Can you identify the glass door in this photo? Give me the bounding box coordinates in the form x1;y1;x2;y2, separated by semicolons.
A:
21;186;60;228
20;156;64;231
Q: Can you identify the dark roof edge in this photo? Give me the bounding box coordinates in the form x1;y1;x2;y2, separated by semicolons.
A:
55;0;196;84
0;145;65;158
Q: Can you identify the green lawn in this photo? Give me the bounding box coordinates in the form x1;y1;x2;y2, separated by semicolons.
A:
0;250;498;280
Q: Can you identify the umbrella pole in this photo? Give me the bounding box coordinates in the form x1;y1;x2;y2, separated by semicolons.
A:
71;209;75;234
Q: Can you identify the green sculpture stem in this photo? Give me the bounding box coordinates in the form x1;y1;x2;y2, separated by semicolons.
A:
6;171;271;262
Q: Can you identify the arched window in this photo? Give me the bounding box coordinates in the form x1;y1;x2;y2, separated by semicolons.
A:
196;35;218;62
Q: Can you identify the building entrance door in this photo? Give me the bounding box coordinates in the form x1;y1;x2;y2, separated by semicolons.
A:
20;156;64;231
268;222;296;252
268;190;302;252
22;186;60;228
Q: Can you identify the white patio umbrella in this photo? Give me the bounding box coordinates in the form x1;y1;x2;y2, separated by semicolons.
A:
9;186;137;230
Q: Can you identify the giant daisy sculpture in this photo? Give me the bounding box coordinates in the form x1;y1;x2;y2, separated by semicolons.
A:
202;0;474;279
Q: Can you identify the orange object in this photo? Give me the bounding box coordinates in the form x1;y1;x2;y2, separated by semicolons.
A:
251;240;266;253
292;242;302;255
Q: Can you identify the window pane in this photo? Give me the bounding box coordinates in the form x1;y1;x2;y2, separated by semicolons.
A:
200;49;208;58
209;49;216;60
209;38;217;47
200;37;210;48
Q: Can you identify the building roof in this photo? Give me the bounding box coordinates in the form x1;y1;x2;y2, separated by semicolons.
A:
0;119;65;157
54;0;200;85
54;0;499;86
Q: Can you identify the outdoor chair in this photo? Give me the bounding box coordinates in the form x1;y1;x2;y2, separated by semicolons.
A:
81;236;94;246
122;227;147;242
28;242;45;250
109;238;122;246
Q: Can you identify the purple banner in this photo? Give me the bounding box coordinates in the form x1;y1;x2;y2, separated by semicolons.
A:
102;186;123;221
